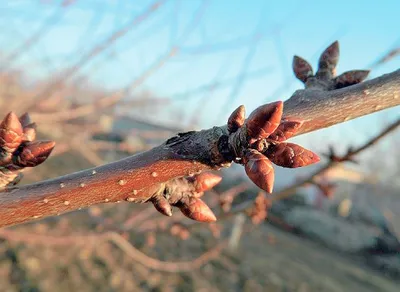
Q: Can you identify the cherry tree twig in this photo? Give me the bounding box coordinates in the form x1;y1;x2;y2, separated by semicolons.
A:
0;42;399;228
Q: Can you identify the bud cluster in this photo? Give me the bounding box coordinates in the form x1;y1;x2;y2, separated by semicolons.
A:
141;42;371;224
226;101;320;194
148;172;222;222
0;112;55;188
292;41;369;90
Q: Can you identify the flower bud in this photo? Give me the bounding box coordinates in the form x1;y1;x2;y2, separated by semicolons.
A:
0;112;23;152
266;142;320;168
15;141;55;167
334;70;370;89
244;149;274;193
22;123;37;142
227;105;245;133
151;196;172;217
19;112;32;127
318;41;339;77
292;56;313;83
178;197;217;222
191;172;222;193
246;101;283;142
269;118;303;142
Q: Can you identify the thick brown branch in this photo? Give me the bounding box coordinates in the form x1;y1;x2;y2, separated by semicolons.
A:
0;68;399;228
0;128;225;227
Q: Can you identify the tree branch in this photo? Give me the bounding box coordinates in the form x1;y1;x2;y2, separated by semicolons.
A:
285;69;400;135
0;42;399;228
0;229;226;273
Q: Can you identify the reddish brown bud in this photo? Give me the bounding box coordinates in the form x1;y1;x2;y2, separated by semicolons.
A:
151;196;172;217
292;56;313;83
244;150;275;193
269;118;304;142
19;112;32;127
246;101;283;141
227;105;246;133
0;112;23;152
334;70;370;89
192;172;222;193
178;197;217;222
266;142;320;168
318;41;339;76
15;141;55;167
22;123;37;142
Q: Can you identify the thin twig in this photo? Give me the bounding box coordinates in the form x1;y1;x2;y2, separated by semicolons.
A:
0;229;227;273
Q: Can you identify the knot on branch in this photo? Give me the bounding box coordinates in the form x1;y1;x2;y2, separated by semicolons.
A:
0;112;55;188
166;127;229;167
222;101;320;194
293;41;370;90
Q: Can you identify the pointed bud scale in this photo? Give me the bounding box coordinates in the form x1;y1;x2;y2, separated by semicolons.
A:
192;172;222;193
15;141;55;167
178;197;217;222
246;101;283;142
0;112;23;152
292;56;313;83
227;105;246;133
334;70;370;89
318;41;339;76
244;149;275;193
266;142;320;168
151;196;172;217
269;118;304;142
22;123;37;142
19;113;32;127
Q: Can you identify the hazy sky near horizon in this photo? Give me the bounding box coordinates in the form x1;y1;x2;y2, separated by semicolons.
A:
0;0;399;158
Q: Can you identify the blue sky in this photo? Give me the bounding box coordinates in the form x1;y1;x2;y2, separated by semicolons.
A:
0;0;399;161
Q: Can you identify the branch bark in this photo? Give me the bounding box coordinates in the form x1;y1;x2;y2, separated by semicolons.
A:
0;68;399;228
284;69;400;135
